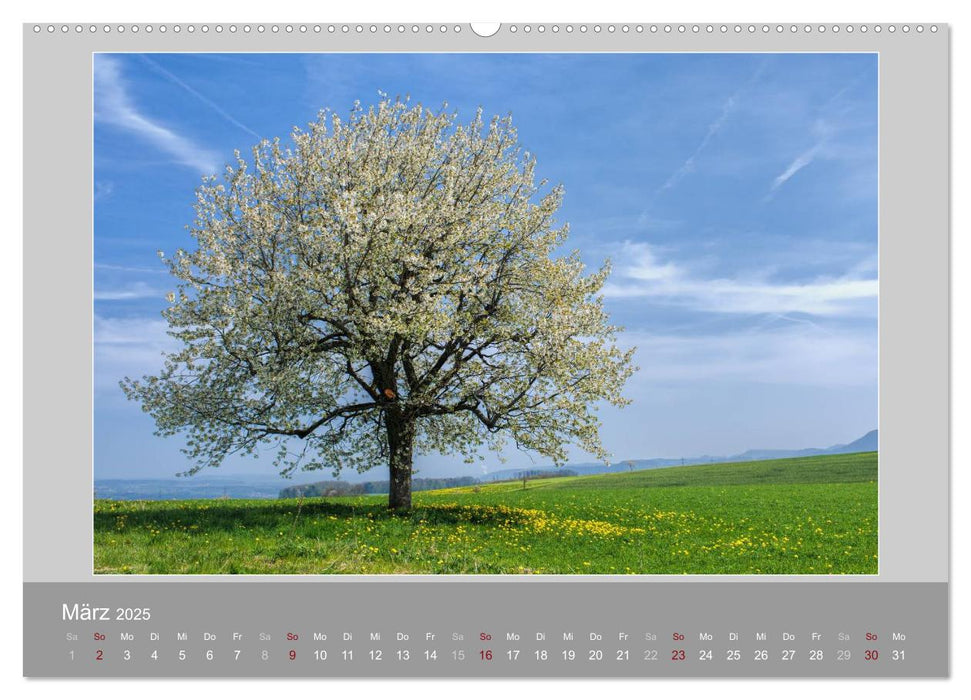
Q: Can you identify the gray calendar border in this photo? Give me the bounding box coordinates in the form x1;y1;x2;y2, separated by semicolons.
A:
23;24;949;583
23;581;949;677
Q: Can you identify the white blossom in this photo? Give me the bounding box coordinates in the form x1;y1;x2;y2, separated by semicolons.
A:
123;97;636;509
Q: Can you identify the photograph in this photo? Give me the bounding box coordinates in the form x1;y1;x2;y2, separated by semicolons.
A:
93;52;878;575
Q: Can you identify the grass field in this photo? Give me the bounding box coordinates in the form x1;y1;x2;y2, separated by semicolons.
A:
94;451;877;575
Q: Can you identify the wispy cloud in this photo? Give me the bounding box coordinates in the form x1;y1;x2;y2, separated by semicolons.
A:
94;55;220;174
653;61;768;199
95;262;169;275
95;315;170;345
94;181;115;202
767;120;833;196
770;142;824;191
621;323;876;388
656;95;738;196
94;315;175;394
94;282;168;301
767;72;874;197
138;55;261;140
602;242;877;317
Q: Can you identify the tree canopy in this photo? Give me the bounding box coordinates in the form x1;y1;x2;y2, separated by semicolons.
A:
122;97;636;510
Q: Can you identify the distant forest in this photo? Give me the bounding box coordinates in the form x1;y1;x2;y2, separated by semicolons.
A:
279;470;577;498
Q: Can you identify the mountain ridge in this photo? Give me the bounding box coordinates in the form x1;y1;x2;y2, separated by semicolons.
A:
95;430;878;499
480;429;878;481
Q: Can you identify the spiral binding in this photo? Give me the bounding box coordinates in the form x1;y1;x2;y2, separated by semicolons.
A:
30;23;939;36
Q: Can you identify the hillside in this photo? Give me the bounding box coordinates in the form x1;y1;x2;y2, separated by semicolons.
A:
532;450;878;490
95;451;877;575
482;430;878;481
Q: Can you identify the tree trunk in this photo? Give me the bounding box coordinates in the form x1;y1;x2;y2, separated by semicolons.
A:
386;409;415;512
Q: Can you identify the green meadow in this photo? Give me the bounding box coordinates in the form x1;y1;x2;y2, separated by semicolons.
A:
94;451;877;575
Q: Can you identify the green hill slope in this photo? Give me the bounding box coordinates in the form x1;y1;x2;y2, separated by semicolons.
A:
94;451;877;575
455;451;877;494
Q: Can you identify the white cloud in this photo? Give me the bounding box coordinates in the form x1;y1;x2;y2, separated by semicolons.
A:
94;315;176;393
621;324;876;388
653;61;768;199
94;55;220;174
768;119;837;195
767;73;876;198
94;315;170;345
138;55;261;140
620;243;682;282
94;282;167;301
602;242;877;317
770;142;824;192
94;262;168;275
657;94;738;196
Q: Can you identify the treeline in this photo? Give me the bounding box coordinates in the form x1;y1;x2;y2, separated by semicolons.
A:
490;469;577;483
279;476;479;499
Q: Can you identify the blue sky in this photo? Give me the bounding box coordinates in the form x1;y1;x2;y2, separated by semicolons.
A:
94;52;878;481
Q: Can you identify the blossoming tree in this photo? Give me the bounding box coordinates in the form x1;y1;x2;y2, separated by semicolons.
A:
122;98;636;511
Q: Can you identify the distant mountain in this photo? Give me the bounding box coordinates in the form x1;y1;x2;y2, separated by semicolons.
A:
482;430;878;481
731;429;879;461
97;431;878;500
839;429;879;453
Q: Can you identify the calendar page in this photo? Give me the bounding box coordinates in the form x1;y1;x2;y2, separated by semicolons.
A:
22;21;949;678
